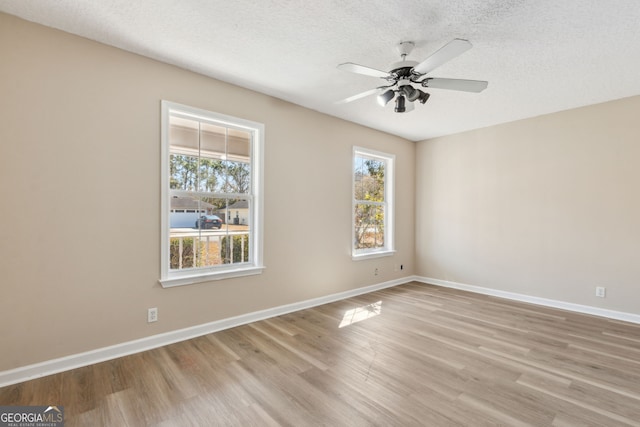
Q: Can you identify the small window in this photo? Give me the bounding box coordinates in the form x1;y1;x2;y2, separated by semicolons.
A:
160;101;264;287
352;147;395;259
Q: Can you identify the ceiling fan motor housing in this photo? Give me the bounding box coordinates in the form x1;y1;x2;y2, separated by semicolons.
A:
388;62;418;78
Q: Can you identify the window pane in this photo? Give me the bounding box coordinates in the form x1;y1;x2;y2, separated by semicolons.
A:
354;203;385;250
200;122;227;160
169;154;199;191
373;205;385;248
364;158;385;202
169;195;209;229
169;236;198;270
227;129;251;161
197;158;224;192
354;156;385;202
222;197;251;264
169;116;199;156
222;160;251;194
220;232;250;265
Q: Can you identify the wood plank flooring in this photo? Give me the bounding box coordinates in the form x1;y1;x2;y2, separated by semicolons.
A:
2;282;640;426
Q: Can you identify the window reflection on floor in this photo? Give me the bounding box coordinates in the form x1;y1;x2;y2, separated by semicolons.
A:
339;301;382;328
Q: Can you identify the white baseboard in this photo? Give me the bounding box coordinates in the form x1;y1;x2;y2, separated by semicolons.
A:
0;277;413;388
415;276;640;324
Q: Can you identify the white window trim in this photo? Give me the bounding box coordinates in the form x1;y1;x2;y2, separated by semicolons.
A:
352;146;395;260
159;101;265;287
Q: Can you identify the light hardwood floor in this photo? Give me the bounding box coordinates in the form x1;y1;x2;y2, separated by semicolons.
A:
2;282;640;426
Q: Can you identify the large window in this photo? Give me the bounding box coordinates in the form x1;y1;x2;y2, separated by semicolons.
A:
352;147;395;259
160;101;264;287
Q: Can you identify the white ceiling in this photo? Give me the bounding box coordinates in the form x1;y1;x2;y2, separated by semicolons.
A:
2;0;640;141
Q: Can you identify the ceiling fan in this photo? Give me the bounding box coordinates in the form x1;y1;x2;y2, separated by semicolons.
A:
337;39;488;113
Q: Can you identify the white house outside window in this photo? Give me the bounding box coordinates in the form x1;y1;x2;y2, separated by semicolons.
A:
160;101;264;287
352;147;395;259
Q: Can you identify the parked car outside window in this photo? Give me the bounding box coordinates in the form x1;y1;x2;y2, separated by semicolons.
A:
195;215;223;229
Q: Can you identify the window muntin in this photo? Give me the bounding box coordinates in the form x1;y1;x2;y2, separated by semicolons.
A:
161;102;264;286
353;147;394;259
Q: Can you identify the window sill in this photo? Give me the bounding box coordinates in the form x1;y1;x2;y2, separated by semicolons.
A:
352;250;396;261
159;266;265;288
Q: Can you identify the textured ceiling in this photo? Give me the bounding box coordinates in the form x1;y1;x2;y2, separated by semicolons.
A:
2;0;640;141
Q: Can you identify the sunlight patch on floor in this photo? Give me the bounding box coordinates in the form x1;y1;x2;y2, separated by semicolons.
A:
339;301;382;328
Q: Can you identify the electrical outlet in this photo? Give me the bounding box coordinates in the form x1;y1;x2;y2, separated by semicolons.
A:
595;287;606;298
148;307;158;323
374;268;379;276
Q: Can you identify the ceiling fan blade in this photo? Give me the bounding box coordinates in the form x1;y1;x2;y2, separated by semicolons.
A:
335;87;380;104
422;78;488;93
337;62;390;78
412;39;473;75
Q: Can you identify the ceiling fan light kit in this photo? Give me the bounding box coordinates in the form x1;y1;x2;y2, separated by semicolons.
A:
377;89;395;106
418;91;430;104
395;95;406;113
400;82;419;101
337;39;488;113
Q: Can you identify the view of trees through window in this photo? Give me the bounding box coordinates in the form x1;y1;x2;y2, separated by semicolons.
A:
169;156;250;195
354;154;386;251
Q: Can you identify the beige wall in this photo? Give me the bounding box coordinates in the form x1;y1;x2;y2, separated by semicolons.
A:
0;13;415;371
416;96;640;314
